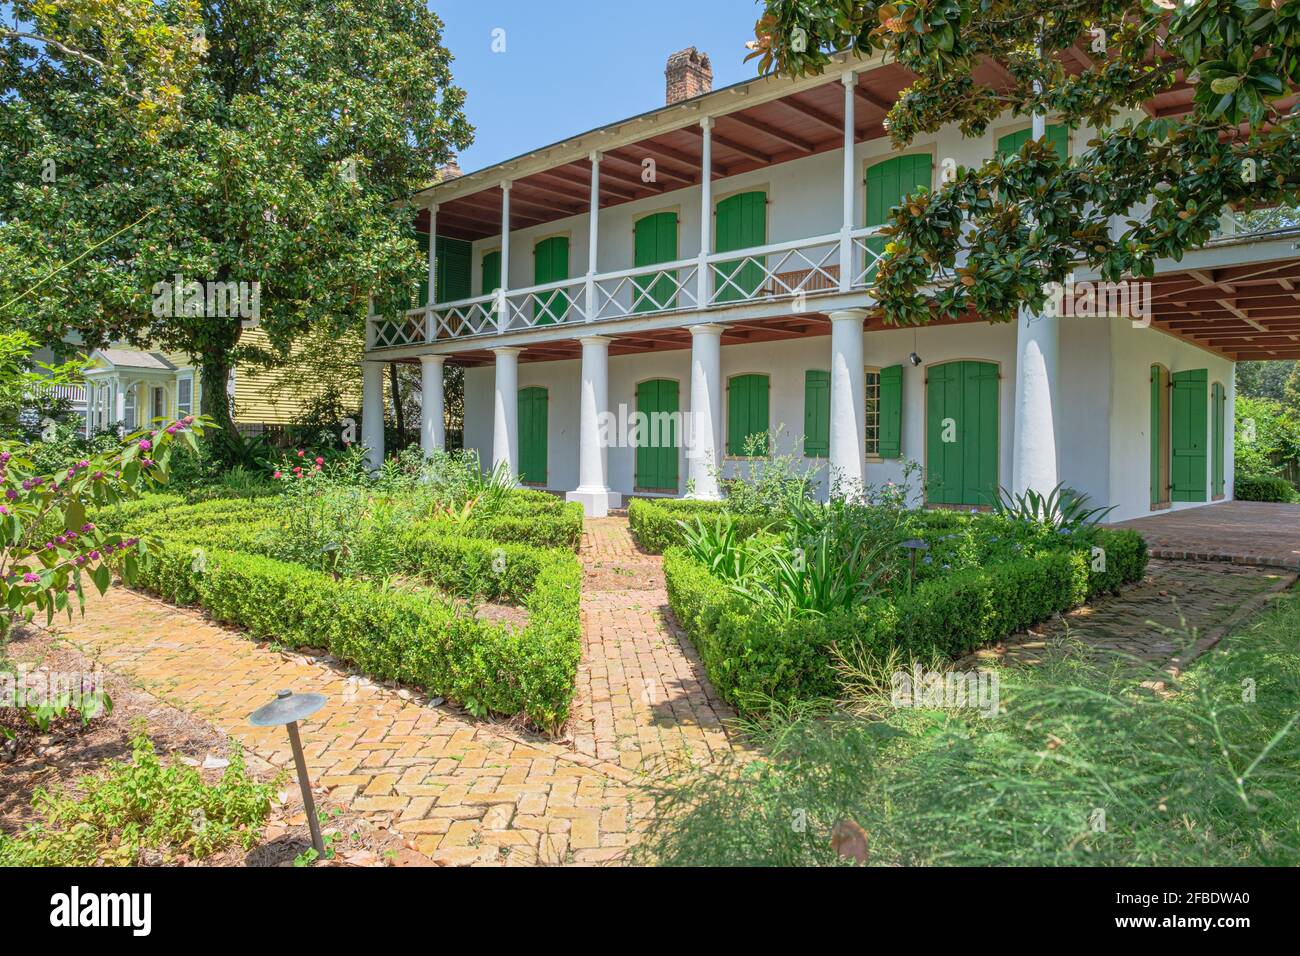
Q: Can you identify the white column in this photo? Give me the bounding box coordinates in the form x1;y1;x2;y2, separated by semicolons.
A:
419;355;446;457
829;310;868;496
84;384;94;437
1010;104;1059;496
114;381;125;430
839;71;856;292
696;117;713;308
566;335;621;517
685;323;723;500
497;182;511;331
425;204;438;308
585;152;601;321
1011;311;1059;496
361;361;385;471
492;347;521;478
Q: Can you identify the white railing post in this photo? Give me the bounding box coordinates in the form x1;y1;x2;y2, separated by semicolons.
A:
498;181;512;332
697;116;714;308
586;151;601;321
365;295;376;350
840;71;856;293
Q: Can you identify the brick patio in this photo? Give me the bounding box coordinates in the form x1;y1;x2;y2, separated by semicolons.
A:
56;517;739;866
1110;501;1300;570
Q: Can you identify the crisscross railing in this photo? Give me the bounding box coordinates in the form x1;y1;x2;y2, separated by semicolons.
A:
593;257;701;321
371;312;426;348
499;276;589;332
706;232;842;306
850;225;888;288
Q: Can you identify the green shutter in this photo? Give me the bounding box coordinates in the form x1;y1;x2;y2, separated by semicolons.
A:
517;387;548;485
1171;369;1208;502
865;154;933;273
533;236;570;324
633;212;679;313
878;364;903;459
996;124;1068;163
635;379;680;491
926;361;998;506
1150;365;1165;505
727;373;770;456
714;191;766;303
433;236;472;305
481;250;501;295
1212;381;1226;498
803;370;830;458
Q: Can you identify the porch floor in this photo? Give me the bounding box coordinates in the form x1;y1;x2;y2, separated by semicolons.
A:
1109;502;1300;570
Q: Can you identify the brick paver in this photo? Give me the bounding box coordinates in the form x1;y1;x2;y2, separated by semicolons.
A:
54;516;736;866
1110;502;1300;570
966;558;1295;668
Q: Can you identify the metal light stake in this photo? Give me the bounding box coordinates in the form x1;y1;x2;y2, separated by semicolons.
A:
900;538;929;593
249;689;328;857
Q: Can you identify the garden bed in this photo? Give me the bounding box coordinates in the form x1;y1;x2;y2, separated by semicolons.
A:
633;497;1148;714
99;483;584;734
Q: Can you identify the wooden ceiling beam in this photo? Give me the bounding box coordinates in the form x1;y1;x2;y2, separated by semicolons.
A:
771;94;843;136
722;113;815;153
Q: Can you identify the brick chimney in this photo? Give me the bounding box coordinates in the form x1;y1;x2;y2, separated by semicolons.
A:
665;47;712;104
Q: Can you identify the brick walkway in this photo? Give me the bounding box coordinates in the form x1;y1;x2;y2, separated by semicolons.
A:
55;517;738;866
966;558;1296;669
1110;502;1300;570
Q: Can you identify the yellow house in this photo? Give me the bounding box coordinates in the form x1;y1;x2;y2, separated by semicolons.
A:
81;328;365;435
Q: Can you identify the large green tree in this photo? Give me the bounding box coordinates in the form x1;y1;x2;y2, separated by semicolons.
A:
1;0;470;444
749;1;1299;325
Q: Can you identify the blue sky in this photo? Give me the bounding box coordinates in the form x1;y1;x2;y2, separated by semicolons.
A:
432;0;763;173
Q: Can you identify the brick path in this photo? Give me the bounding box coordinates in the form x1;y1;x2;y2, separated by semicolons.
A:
55;516;736;866
1110;502;1300;570
966;558;1295;669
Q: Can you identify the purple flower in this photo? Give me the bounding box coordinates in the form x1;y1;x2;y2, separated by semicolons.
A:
5;489;16;501
138;439;152;451
55;535;67;545
0;452;9;463
89;550;100;560
74;555;87;566
0;505;6;515
141;459;154;468
92;471;104;481
81;523;95;533
22;573;39;584
67;467;76;478
21;479;32;491
77;459;89;469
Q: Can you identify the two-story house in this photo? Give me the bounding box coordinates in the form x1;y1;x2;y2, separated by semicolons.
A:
363;46;1300;520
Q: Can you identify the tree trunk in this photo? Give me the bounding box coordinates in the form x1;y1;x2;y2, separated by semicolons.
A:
200;351;237;456
388;361;404;451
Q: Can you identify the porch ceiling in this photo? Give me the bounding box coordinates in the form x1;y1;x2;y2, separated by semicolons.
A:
420;45;1215;243
1149;256;1300;360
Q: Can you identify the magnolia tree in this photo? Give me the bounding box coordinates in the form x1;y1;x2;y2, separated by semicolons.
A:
0;414;208;640
748;0;1300;324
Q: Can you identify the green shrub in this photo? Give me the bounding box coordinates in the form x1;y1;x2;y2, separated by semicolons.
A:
666;532;1145;715
1235;474;1297;502
123;524;582;732
629;498;770;553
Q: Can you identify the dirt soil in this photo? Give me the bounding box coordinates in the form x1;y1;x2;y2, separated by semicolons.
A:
0;624;426;867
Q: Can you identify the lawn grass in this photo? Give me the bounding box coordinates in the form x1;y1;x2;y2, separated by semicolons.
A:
635;589;1300;866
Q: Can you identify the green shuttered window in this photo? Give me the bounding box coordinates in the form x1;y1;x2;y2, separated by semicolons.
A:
714;191;766;303
865;155;933;273
996;124;1069;163
926;360;999;506
878;364;903;459
1212;382;1226;498
517;387;548;486
1171;369;1208;502
804;370;829;458
727;373;770;457
633;212;679;312
635;378;680;492
533;236;570;324
481;250;501;295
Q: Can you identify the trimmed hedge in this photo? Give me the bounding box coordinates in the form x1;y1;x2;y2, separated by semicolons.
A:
664;528;1148;714
628;498;771;553
127;536;580;732
1234;475;1298;503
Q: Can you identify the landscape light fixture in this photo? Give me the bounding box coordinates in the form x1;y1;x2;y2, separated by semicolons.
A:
249;689;328;857
900;537;930;592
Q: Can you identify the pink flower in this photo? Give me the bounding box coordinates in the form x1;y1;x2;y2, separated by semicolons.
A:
273;471;282;479
138;439;152;451
315;457;324;466
313;464;321;472
22;573;39;584
296;449;305;458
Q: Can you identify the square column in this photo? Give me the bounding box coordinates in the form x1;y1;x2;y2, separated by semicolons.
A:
566;335;622;517
419;355;446;456
829;309;868;496
492;347;522;478
685;323;724;500
361;360;385;470
839;71;856;292
696;117;713;308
